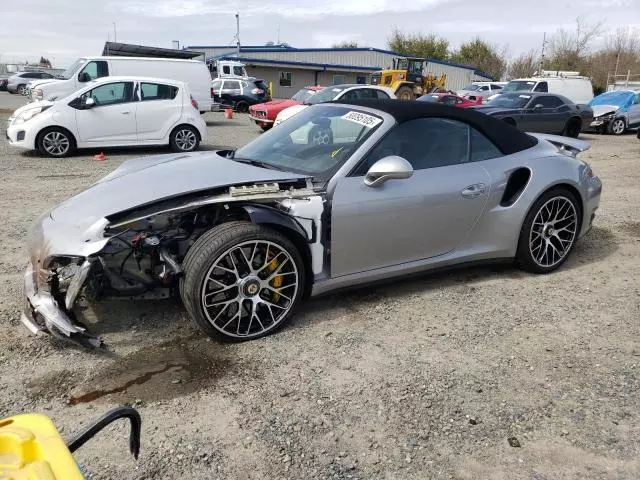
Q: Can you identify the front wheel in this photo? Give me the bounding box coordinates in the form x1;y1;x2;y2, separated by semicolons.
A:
169;125;200;152
180;222;305;342
516;188;581;274
37;127;76;158
608;118;626;135
17;84;27;95
395;86;415;101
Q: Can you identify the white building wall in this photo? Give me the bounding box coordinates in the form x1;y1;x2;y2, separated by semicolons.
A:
424;61;475;91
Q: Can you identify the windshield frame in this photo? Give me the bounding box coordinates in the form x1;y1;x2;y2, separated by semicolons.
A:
60;58;87;80
233;104;391;185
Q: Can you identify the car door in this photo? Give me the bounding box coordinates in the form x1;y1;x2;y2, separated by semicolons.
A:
136;81;182;141
75;81;137;143
523;95;566;133
330;118;491;278
222;80;242;106
629;93;640;126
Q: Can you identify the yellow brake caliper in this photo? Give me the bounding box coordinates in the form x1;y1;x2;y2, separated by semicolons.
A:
266;255;282;302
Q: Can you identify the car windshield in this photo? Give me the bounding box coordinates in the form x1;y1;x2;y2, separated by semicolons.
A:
487;93;531;108
305;86;346;105
417;95;440;103
60;59;86;80
589;91;633;107
462;84;481;91
292;88;317;102
502;80;537;93
233;105;384;180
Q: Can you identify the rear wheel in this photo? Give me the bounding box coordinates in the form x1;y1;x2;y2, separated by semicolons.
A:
180;222;305;342
562;118;582;138
37;127;76;158
235;101;249;113
396;86;415;101
608;118;626;135
516;188;580;274
169;125;200;152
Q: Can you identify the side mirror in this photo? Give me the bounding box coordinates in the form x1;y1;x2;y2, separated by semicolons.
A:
78;72;91;83
364;155;413;188
84;97;95;108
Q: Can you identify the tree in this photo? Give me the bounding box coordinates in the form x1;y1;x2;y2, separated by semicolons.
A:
387;28;449;60
547;17;604;72
332;41;359;48
452;37;507;80
586;27;640;92
39;56;52;68
508;50;539;79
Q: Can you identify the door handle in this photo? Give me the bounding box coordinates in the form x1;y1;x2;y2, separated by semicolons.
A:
461;183;486;198
121;111;131;114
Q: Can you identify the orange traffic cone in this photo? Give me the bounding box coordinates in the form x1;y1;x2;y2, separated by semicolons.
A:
93;152;107;161
224;107;233;120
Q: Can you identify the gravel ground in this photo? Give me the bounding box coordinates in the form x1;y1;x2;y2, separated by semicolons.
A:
0;92;638;479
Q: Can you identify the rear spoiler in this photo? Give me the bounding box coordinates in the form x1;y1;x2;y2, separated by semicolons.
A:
529;133;591;156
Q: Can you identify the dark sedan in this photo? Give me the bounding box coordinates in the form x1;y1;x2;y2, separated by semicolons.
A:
472;92;593;137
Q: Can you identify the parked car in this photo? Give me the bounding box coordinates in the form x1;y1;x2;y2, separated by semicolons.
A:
26;56;213;113
211;77;270;112
7;71;56;95
249;86;325;131
457;82;505;100
7;76;206;158
586;90;640;135
274;84;395;126
472;92;593;137
0;76;9;91
490;76;593;104
417;92;483;107
19;99;601;347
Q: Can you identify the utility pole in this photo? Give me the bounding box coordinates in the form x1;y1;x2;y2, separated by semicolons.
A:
235;13;240;56
277;26;280;45
539;32;547;74
113;22;117;43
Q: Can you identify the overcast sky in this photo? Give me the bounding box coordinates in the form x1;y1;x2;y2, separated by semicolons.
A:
1;0;638;68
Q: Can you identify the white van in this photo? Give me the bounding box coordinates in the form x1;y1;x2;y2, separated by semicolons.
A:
493;75;594;104
27;56;212;113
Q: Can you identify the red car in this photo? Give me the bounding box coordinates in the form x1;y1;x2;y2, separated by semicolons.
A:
249;85;325;130
417;92;483;107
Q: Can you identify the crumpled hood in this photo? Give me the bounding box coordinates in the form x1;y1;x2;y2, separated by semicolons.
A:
591;104;619;118
9;100;55;119
50;151;309;228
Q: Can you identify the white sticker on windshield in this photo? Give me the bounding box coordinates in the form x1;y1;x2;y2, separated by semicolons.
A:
519;94;531;99
341;111;383;128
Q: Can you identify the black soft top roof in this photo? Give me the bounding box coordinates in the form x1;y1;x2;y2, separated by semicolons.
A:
332;98;538;155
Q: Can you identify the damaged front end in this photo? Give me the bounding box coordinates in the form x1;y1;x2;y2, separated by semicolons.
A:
22;180;323;348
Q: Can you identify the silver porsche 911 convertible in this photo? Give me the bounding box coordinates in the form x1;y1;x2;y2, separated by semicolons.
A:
22;99;602;347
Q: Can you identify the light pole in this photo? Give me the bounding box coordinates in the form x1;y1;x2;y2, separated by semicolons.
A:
113;22;117;43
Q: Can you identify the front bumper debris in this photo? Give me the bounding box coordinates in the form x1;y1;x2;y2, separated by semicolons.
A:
22;262;102;348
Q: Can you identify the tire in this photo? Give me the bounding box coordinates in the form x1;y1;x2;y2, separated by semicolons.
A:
562;118;582;138
169;125;200;152
608;118;626;135
516;187;581;274
395;86;415;101
308;125;333;145
37;127;76;158
17;84;27;95
180;221;306;342
259;124;271;132
235;101;249;113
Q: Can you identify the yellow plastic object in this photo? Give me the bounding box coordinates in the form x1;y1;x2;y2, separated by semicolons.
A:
0;414;84;480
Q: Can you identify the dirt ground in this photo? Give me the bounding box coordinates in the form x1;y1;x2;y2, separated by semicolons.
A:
0;93;638;479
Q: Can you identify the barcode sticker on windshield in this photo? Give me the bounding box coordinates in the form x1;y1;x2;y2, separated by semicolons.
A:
341;111;382;128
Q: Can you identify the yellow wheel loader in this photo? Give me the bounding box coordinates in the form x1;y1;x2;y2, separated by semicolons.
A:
371;57;447;100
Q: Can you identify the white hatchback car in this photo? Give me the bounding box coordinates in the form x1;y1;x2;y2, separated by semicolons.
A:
6;76;207;157
274;84;396;126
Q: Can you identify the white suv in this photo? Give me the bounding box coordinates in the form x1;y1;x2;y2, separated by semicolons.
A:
7;76;207;157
